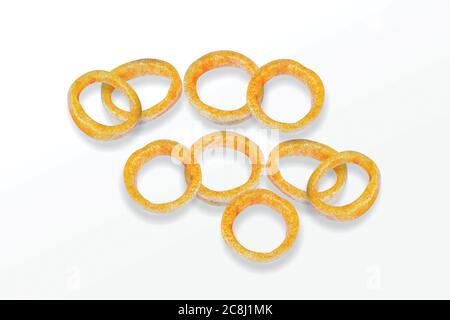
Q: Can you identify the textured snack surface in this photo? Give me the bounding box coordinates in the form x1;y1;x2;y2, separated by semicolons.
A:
184;50;259;124
124;140;202;213
102;59;182;121
267;139;347;201
247;59;324;132
307;151;380;221
221;189;300;262
68;70;142;140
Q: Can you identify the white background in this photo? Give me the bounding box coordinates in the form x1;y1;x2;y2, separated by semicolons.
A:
0;0;449;299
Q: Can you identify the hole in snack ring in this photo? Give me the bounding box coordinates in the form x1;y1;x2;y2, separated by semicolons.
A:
233;204;286;253
197;147;252;191
137;156;187;204
197;67;250;111
261;75;310;123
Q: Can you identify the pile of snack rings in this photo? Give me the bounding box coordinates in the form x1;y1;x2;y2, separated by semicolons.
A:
68;50;380;263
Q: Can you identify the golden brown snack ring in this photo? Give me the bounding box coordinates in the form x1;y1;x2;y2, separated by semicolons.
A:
184;50;259;124
189;131;264;205
266;139;347;202
68;70;142;140
307;151;380;221
247;59;324;132
101;59;182;121
222;189;300;262
124;140;202;213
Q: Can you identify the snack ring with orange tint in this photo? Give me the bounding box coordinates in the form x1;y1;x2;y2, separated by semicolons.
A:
68;70;142;140
124;140;202;213
307;151;380;221
247;59;324;132
189;131;264;205
102;59;182;122
184;50;259;124
221;189;300;262
267;139;347;202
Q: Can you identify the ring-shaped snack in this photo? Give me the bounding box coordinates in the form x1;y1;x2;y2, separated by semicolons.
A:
247;59;324;132
184;50;259;124
307;151;380;221
101;59;182;121
68;70;142;140
124;140;202;213
188;131;264;205
221;189;300;262
266;139;347;202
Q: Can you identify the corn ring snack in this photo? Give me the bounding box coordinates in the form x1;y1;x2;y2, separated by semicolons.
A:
247;59;324;132
102;59;182;121
189;131;264;205
221;189;299;262
124;140;202;213
267;139;347;202
68;70;142;140
184;50;259;124
307;151;380;221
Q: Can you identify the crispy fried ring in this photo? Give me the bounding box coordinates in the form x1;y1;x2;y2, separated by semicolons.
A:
189;131;264;205
68;70;142;140
247;59;324;132
124;140;202;213
184;50;259;124
307;151;380;221
101;59;182;121
266;139;347;202
221;189;300;262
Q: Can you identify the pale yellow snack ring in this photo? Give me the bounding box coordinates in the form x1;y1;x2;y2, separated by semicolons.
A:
68;70;142;140
189;131;264;205
222;189;300;262
102;59;182;121
247;59;324;132
124;140;202;213
307;151;380;221
267;139;347;202
184;50;259;124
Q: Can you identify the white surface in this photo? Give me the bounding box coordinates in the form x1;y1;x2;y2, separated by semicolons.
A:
0;0;449;299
